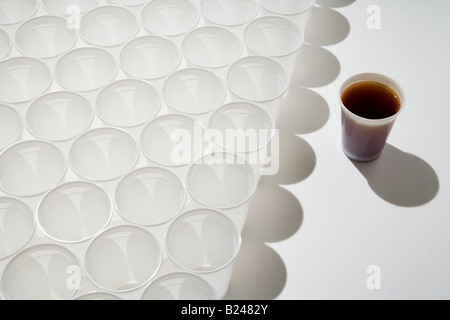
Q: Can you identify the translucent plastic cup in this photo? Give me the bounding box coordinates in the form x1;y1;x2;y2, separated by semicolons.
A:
141;114;208;167
0;0;38;25
0;141;67;197
80;6;139;47
75;292;121;300
0;28;12;60
165;209;241;299
163;68;226;115
120;36;181;81
0;244;81;300
0;197;35;260
14;15;77;58
41;0;99;16
55;47;118;92
142;272;217;300
227;56;289;118
340;73;406;162
260;0;316;31
26;91;93;142
69;127;139;181
84;225;163;293
0;57;52;104
182;26;242;77
141;0;199;37
37;181;113;243
186;152;258;229
96;79;161;128
115;167;186;226
200;0;259;31
0;104;23;151
244;16;304;76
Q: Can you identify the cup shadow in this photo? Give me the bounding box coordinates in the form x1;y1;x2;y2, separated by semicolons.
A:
352;144;440;207
305;6;350;46
316;0;356;8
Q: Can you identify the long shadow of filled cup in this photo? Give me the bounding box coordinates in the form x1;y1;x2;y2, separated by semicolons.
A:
340;73;405;163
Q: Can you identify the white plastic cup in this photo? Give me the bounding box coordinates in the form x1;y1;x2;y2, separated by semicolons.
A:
165;209;241;299
340;73;406;162
142;272;217;300
14;15;77;59
186;152;258;229
120;35;181;81
260;0;316;31
182;26;242;77
244;16;304;77
115;167;187;226
227;55;289;118
163;68;227;115
0;197;35;260
80;6;139;47
37;181;113;243
0;104;23;151
0;244;81;300
0;57;52;104
200;0;259;32
141;0;200;38
26;91;93;142
0;141;67;197
141;114;208;167
0;28;12;60
96;79;161;128
108;0;148;6
55;47;118;92
75;292;121;300
41;0;99;16
0;0;38;25
84;225;163;293
69;127;139;181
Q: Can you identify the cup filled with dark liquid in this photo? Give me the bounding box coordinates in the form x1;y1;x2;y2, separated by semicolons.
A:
340;73;405;162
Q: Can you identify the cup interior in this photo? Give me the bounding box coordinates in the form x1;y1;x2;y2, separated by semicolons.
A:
85;226;162;292
200;0;259;26
41;0;99;15
0;28;12;59
0;198;35;260
0;104;23;151
97;79;161;127
26;91;93;142
260;0;316;15
0;244;81;300
182;26;242;69
0;0;38;25
115;167;186;226
37;181;112;243
0;141;66;197
120;36;181;80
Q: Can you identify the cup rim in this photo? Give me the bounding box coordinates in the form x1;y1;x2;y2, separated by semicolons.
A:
164;208;242;275
260;0;316;16
0;28;12;60
244;15;305;58
36;180;114;244
0;196;36;261
0;140;68;197
79;5;140;48
0;0;39;26
40;0;100;16
84;224;163;293
114;166;187;226
339;73;406;126
14;15;78;59
0;103;24;151
200;0;260;27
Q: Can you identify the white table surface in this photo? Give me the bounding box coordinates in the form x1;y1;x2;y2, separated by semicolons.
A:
225;0;450;300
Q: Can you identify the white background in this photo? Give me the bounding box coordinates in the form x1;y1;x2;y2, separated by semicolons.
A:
225;0;450;300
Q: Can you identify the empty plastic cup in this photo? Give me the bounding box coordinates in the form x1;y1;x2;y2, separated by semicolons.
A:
200;0;259;28
0;197;35;260
96;79;161;128
142;272;217;300
0;140;67;197
14;15;77;58
260;0;316;31
26;91;93;142
0;28;12;60
165;209;241;299
84;225;162;292
0;0;38;25
75;292;121;300
0;57;52;104
0;104;23;151
55;47;118;92
37;181;113;243
41;0;99;16
1;244;81;300
80;6;139;47
69;127;139;181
